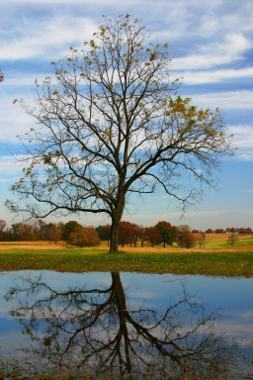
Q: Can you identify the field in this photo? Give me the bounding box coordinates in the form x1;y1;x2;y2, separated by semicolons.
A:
0;233;253;252
0;234;252;277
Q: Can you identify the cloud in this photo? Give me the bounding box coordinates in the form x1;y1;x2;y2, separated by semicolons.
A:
171;67;253;85
226;125;253;161
0;95;34;141
243;190;253;193
172;34;251;70
191;90;253;110
1;16;98;61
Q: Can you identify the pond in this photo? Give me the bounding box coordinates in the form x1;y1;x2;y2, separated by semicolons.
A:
0;270;252;379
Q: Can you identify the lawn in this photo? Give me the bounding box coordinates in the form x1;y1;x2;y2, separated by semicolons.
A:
0;234;252;277
0;247;252;277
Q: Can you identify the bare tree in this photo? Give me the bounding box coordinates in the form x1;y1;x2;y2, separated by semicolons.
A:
6;15;234;252
227;233;239;247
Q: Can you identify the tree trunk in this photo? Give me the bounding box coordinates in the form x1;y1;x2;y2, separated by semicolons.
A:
109;194;125;253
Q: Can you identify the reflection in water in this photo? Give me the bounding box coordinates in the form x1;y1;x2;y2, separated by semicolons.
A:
5;272;237;378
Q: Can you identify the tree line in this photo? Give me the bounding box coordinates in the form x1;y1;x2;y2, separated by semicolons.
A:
196;227;252;235
1;219;251;248
0;219;197;248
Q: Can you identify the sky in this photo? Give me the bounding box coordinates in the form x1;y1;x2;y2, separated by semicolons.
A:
0;0;253;230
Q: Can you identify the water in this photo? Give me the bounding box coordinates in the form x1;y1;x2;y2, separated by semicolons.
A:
0;270;252;379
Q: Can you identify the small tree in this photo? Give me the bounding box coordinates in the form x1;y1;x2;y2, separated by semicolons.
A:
178;225;197;249
62;221;82;242
197;232;206;249
6;15;234;252
45;223;62;244
118;221;135;247
155;221;178;248
0;220;7;240
144;226;162;247
68;227;100;247
227;233;239;247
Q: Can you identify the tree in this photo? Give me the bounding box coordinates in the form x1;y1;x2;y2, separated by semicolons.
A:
197;232;206;249
96;224;111;241
68;226;100;247
178;225;197;248
0;69;4;83
246;227;252;235
206;228;213;234
44;223;62;244
0;220;7;240
62;220;82;242
6;15;234;252
214;228;224;234
155;221;178;248
227;233;239;247
144;226;162;247
118;221;135;247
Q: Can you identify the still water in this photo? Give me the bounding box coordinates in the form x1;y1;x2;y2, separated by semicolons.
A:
0;270;252;379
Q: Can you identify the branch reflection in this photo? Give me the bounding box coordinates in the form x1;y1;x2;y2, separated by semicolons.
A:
6;272;234;378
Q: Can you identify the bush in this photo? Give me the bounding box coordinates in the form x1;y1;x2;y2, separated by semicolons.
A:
68;227;100;247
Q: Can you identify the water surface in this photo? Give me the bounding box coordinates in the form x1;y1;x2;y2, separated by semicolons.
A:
0;271;252;378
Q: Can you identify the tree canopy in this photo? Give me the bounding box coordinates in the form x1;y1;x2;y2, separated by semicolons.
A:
6;15;234;252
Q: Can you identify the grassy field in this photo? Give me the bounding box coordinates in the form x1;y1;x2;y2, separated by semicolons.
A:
0;234;252;276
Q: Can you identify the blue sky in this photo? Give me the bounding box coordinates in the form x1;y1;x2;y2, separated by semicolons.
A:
0;0;252;229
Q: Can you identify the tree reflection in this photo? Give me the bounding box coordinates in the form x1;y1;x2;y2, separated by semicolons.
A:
5;272;234;378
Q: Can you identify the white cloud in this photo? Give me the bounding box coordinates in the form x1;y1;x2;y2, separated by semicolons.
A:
171;67;253;85
191;90;253;110
173;34;251;70
0;155;28;175
1;16;98;60
0;95;34;140
243;190;253;193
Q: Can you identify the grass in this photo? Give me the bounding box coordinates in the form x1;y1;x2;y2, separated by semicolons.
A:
0;247;252;277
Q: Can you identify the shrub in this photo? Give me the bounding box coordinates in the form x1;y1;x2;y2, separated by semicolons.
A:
68;227;100;247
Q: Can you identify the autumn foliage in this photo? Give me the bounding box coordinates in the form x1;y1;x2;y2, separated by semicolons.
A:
68;227;100;247
178;225;197;249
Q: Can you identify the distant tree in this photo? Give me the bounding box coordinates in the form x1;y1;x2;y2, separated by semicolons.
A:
239;228;247;235
214;228;224;234
0;220;7;240
62;221;82;242
144;227;162;247
68;227;100;247
0;69;4;83
45;223;62;244
230;227;236;234
192;229;199;234
96;225;111;242
225;228;231;233
197;232;206;249
227;233;239;247
16;222;36;241
155;221;178;248
205;228;213;234
11;224;20;241
246;227;252;235
118;221;135;247
178;225;197;249
132;224;143;247
6;15;234;253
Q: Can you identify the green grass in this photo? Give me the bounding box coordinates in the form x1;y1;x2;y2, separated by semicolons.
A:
0;248;252;277
203;236;253;250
